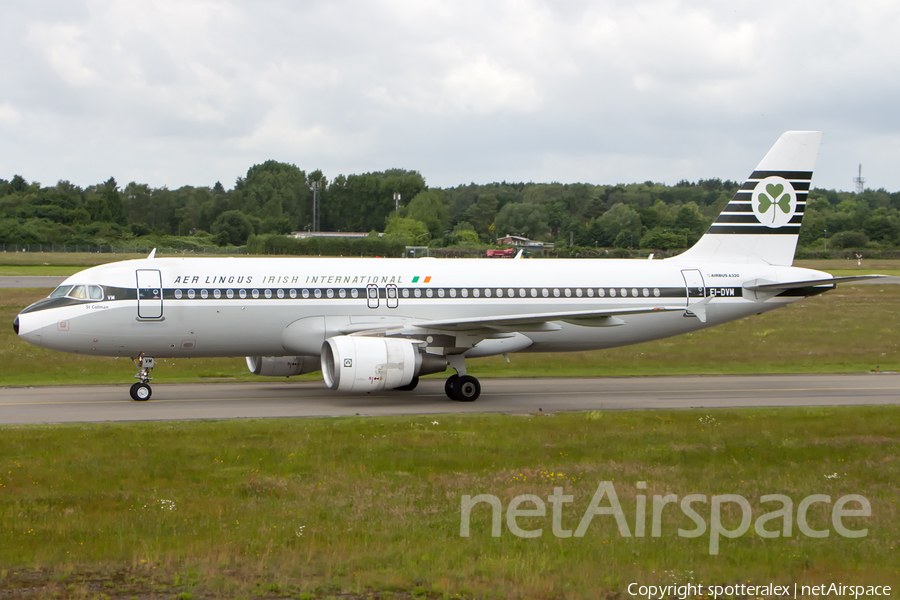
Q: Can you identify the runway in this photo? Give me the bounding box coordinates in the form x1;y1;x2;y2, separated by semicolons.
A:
1;373;898;425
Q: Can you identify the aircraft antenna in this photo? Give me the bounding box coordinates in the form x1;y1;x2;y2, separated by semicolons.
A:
854;164;866;194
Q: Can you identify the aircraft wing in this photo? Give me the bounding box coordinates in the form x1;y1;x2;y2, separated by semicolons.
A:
744;275;886;291
412;305;685;331
340;305;687;338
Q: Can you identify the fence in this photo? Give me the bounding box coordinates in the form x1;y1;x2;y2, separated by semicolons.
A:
1;244;247;255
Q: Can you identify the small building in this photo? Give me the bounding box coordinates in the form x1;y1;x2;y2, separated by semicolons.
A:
496;235;554;250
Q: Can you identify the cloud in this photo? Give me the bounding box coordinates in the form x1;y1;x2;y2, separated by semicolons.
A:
1;0;899;191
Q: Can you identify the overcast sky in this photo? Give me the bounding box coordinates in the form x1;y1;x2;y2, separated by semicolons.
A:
2;0;898;193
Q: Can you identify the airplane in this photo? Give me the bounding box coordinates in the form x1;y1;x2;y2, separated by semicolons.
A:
12;131;884;402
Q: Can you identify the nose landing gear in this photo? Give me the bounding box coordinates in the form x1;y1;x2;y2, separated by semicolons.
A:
130;355;155;401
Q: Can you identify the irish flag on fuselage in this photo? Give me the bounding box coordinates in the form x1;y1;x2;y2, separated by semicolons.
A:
675;131;821;267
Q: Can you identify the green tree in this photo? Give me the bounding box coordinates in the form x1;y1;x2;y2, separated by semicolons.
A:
494;202;549;240
405;190;448;238
384;216;428;245
212;210;254;246
233;161;309;231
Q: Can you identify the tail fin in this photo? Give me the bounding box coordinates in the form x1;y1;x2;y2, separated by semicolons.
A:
674;131;822;266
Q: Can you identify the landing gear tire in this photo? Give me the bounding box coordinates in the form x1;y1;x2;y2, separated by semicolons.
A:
452;375;481;402
395;376;419;391
130;382;152;402
444;374;459;400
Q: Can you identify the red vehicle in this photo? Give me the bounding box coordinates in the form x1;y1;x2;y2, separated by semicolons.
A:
486;248;515;258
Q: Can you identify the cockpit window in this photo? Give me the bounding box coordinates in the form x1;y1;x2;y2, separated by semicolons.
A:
47;284;103;300
49;285;73;298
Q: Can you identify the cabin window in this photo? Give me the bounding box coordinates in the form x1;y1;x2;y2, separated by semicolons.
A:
277;289;284;299
201;289;209;299
642;288;649;297
461;289;468;298
654;288;661;297
565;289;572;298
214;289;222;299
226;289;234;299
175;290;183;299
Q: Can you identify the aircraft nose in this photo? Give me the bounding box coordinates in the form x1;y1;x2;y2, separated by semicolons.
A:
13;316;18;335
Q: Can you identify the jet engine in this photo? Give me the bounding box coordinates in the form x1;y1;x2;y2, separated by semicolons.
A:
245;355;321;377
321;336;447;392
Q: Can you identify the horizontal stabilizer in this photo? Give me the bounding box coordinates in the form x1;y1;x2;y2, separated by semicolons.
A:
744;275;886;291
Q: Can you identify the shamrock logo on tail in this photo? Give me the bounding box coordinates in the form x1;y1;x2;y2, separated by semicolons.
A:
757;183;792;223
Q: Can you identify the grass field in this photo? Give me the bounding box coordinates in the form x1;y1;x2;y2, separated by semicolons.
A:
3;253;900;276
1;408;898;599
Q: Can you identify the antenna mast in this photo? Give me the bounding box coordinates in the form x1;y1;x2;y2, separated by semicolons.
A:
853;164;866;194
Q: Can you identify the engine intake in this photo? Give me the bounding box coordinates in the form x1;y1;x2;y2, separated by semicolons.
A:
321;336;447;392
246;355;320;377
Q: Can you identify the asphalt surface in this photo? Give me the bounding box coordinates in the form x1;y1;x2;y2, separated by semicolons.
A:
0;276;68;288
1;374;897;425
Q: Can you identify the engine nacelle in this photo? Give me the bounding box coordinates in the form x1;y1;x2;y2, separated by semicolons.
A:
246;355;320;377
321;336;447;392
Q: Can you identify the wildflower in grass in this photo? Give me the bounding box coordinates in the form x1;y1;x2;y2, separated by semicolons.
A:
432;421;439;425
825;472;840;479
295;525;306;537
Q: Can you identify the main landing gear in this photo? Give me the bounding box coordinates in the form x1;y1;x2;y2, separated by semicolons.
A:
444;374;481;402
130;355;155;401
442;354;481;401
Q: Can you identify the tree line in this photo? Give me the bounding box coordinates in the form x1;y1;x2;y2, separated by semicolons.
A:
2;160;900;255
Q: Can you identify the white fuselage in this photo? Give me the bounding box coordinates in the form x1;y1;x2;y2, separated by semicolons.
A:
15;256;828;360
